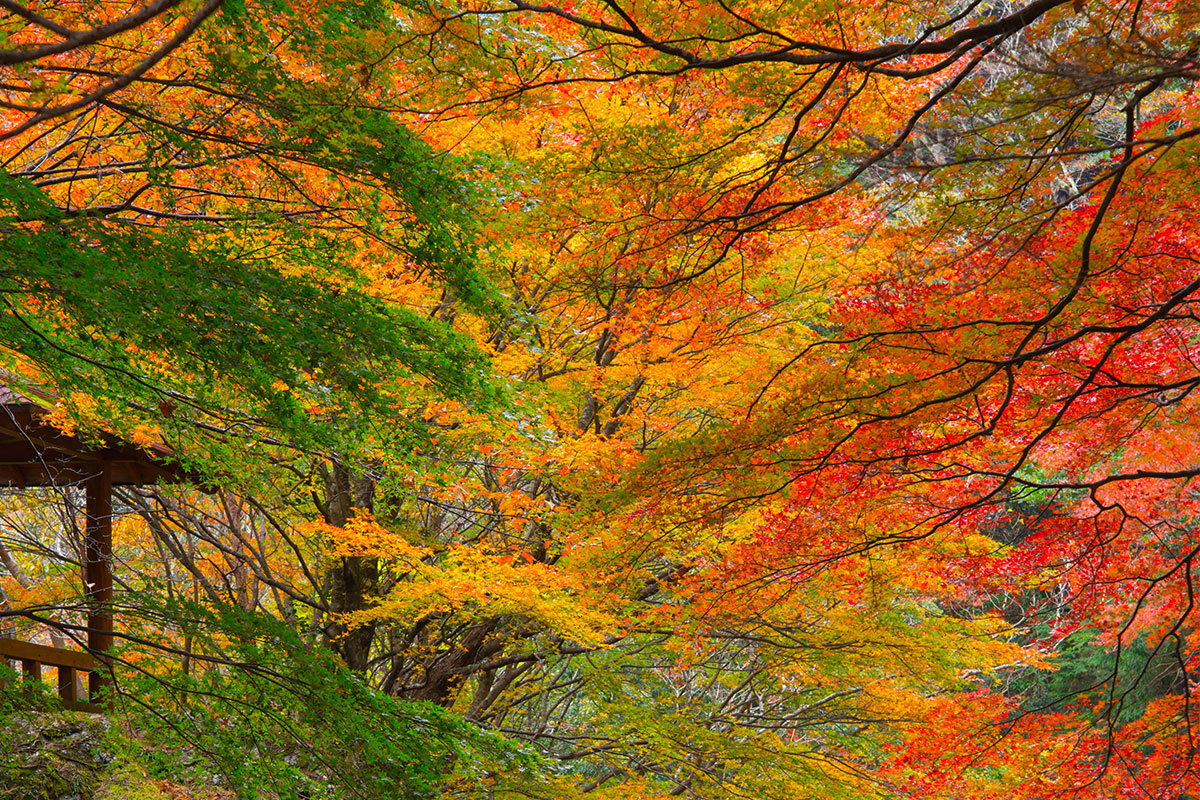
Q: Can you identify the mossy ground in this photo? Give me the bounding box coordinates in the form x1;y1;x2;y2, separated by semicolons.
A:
0;713;197;800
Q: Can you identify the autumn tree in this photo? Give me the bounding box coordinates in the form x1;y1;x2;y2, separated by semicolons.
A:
353;0;1200;796
0;0;495;459
6;0;1200;798
0;1;508;793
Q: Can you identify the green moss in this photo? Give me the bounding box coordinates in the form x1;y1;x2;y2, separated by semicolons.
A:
0;712;166;800
96;764;167;800
0;713;107;800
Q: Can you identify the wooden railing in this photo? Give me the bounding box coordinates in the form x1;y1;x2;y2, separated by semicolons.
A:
0;636;102;713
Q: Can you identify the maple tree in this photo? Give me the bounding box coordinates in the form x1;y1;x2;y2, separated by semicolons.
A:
3;0;1200;798
380;0;1200;795
0;0;507;793
0;0;495;464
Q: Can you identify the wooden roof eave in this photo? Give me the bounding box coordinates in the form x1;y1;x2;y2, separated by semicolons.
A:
0;403;191;488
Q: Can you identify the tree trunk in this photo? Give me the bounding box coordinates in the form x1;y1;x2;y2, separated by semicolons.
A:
411;619;502;706
321;459;379;673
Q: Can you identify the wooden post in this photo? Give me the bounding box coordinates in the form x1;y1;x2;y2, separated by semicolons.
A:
85;462;112;702
58;665;76;703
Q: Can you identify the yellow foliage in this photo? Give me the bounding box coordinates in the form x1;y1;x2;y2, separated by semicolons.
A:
316;515;617;647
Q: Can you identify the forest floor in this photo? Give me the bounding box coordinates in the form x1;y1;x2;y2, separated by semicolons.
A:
0;712;225;800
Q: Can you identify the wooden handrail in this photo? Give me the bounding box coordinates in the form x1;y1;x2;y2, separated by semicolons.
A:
0;637;95;671
0;636;102;713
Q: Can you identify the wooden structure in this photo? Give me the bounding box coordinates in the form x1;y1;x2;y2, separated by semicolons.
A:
0;636;101;712
0;384;188;710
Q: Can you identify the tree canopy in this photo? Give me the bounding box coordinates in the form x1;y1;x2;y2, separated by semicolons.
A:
2;0;1200;798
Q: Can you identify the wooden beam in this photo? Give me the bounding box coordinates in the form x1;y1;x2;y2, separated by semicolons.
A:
0;459;180;487
0;405;193;487
0;638;95;671
85;463;112;702
62;698;103;714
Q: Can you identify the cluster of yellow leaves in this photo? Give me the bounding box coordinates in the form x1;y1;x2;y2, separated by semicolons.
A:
315;515;617;647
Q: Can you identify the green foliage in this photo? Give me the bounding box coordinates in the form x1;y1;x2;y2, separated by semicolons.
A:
0;174;495;472
117;598;535;799
0;662;56;716
0;0;506;481
1010;627;1185;726
198;0;500;314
